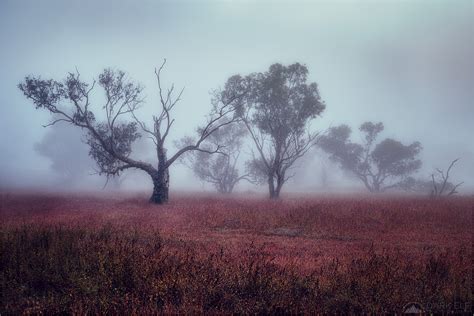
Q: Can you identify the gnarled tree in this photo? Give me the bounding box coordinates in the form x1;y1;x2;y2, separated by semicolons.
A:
19;60;244;203
221;63;325;198
318;122;422;192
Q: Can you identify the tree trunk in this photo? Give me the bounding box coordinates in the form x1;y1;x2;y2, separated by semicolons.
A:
268;175;279;199
372;180;381;193
226;181;236;194
150;168;169;204
220;184;233;194
275;177;284;198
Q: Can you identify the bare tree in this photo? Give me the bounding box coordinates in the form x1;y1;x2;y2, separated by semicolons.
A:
19;60;244;203
182;123;251;193
221;63;325;198
430;158;463;197
318;122;422;192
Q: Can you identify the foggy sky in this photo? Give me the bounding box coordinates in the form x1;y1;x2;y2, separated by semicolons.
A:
0;0;473;193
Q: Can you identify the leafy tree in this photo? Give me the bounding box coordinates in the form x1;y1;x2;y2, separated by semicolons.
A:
19;61;244;203
318;122;422;192
183;123;250;193
221;63;325;198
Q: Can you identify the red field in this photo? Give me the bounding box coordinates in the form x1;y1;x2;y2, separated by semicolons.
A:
1;192;472;314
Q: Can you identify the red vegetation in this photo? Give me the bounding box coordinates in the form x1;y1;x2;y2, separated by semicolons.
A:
1;192;472;314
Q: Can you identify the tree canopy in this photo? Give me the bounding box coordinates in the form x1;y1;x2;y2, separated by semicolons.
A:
318;122;422;192
221;63;325;198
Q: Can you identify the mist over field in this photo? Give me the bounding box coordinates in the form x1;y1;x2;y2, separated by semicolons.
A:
0;0;472;195
1;2;473;313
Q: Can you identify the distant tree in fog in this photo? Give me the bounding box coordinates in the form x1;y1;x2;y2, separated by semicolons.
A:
399;159;464;197
34;124;92;186
318;122;422;192
35;124;127;189
19;60;245;203
182;123;251;194
221;63;325;199
429;158;464;197
396;177;434;194
399;158;463;197
319;159;329;189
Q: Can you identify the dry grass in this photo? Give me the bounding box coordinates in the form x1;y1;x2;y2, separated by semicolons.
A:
0;192;472;314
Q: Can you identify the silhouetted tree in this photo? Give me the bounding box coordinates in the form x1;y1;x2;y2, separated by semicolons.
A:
221;63;325;198
19;60;244;203
182;123;250;193
318;122;422;192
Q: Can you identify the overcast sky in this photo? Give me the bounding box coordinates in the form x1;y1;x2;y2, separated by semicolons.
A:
0;0;472;193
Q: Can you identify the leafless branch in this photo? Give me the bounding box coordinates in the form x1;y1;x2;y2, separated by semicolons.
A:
431;158;462;197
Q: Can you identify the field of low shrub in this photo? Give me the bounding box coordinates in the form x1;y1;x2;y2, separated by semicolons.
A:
0;192;472;314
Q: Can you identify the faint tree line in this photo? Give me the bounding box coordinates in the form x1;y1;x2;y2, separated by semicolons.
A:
21;60;464;202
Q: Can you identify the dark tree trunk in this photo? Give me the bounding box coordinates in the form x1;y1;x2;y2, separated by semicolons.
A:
270;189;280;199
218;181;233;194
361;176;380;193
268;175;279;199
275;177;284;198
372;179;379;192
220;184;233;194
150;168;169;204
371;180;382;193
227;181;236;194
150;143;170;204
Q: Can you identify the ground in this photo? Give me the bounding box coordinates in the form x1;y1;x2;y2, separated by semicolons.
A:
0;191;472;313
